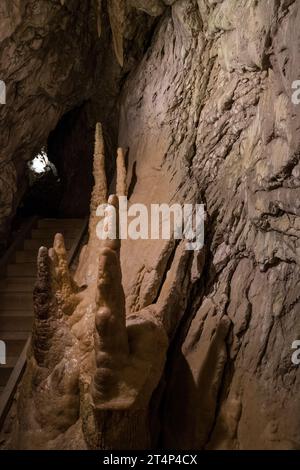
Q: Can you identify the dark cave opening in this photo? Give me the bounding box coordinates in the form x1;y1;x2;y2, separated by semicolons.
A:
16;102;117;226
47;103;96;219
16;104;98;223
18;149;62;219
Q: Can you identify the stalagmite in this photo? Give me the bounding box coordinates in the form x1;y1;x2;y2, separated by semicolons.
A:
32;247;56;367
89;122;108;236
116;148;127;197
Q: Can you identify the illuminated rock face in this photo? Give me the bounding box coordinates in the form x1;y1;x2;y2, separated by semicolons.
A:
117;0;300;450
3;0;300;450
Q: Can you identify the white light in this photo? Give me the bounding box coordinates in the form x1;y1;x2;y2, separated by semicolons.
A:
30;152;49;174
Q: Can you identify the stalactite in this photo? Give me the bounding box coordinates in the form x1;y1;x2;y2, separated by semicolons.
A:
107;0;125;67
97;0;102;38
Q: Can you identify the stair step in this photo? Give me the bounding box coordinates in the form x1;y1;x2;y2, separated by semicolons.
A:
0;278;35;293
0;309;32;317
7;263;36;277
15;250;37;263
23;239;74;251
0;218;84;419
0;333;27;357
0;356;18;368
0;293;33;310
31;229;78;240
0;357;19;386
38;219;82;229
0;368;13;386
0;313;33;331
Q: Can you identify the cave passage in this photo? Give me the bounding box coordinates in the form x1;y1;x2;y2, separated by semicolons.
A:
18;148;62;219
17;104;102;222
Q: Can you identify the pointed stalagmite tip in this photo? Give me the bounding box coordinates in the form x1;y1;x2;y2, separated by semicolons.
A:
36;247;50;274
108;194;119;209
38;246;48;258
48;247;59;268
54;233;66;254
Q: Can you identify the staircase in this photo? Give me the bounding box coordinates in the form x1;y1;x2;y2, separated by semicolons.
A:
0;218;86;421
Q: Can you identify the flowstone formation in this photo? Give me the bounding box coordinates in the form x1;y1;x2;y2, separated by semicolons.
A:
10;124;168;450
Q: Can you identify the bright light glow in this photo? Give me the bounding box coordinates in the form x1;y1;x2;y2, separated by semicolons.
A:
29;151;49;174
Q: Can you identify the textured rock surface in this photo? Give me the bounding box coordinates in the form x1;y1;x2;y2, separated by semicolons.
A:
2;0;300;450
0;0;105;246
118;0;300;450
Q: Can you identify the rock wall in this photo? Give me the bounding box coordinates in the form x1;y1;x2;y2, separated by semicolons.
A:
0;0;106;246
118;0;300;450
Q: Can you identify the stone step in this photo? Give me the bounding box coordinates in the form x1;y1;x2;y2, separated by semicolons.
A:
0;293;33;310
0;218;84;420
7;263;36;278
15;250;37;263
0;332;27;357
0;312;33;332
0;357;18;386
0;367;13;387
37;219;83;229
23;238;74;251
0;308;32;317
31;229;78;240
0;278;35;293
